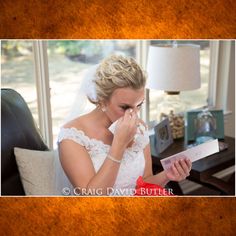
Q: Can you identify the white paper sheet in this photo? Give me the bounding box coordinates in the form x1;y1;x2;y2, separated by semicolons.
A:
160;139;220;170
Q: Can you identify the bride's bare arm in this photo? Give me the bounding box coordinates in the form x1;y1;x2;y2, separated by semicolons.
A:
59;139;126;195
59;109;138;195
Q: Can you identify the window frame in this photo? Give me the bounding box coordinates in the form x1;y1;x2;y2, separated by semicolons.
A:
209;40;233;112
33;41;53;149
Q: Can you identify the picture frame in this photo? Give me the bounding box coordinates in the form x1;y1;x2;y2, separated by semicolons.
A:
186;109;224;142
154;118;173;154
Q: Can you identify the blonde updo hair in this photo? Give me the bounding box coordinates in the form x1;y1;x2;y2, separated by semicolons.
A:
89;54;147;105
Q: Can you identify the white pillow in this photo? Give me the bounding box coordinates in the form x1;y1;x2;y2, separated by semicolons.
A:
14;147;71;196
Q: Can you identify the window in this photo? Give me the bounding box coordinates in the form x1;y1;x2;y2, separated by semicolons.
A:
1;40;138;148
47;40;137;147
148;40;210;121
2;40;231;147
1;41;40;126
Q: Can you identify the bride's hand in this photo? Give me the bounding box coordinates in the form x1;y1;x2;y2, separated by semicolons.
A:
112;109;139;149
165;157;192;182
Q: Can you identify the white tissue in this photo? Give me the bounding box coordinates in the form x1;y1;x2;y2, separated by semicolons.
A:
108;120;118;134
108;119;149;150
108;120;146;136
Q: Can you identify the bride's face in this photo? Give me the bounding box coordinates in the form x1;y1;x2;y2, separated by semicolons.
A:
104;87;145;122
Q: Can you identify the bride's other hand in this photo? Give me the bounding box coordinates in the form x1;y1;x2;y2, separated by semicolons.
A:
165;157;192;182
112;109;138;149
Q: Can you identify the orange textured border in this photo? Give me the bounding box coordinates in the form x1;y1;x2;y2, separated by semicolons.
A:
0;0;235;38
0;197;236;234
0;0;235;234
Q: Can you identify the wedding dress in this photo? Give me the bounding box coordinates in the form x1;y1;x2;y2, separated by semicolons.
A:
57;126;149;196
55;64;150;196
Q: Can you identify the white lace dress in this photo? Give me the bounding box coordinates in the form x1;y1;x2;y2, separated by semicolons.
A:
57;127;150;196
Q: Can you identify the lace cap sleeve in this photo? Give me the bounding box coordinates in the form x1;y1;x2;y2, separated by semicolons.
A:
57;127;90;149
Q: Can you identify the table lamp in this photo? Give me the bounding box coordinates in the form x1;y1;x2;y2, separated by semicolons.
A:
146;44;201;138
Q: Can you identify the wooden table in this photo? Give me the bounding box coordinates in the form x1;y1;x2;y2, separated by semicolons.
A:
150;135;235;195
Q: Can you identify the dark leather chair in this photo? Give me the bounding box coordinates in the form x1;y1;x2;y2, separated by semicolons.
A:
1;88;48;195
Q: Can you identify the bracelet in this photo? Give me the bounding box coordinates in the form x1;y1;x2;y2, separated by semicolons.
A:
107;154;122;164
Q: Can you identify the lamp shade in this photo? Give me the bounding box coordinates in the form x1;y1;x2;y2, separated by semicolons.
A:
146;44;201;91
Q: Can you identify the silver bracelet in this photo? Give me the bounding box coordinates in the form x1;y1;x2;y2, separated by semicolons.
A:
107;154;122;164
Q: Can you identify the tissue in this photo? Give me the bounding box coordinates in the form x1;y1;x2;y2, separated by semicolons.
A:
108;120;146;135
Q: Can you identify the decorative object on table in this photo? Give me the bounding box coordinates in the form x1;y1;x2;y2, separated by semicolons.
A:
154;118;173;154
146;43;201;137
186;109;224;143
195;108;217;144
160;110;185;139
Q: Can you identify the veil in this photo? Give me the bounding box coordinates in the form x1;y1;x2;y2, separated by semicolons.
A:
55;64;99;195
63;64;98;123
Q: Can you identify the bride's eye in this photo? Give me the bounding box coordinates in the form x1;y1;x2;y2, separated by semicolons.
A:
137;104;142;108
120;105;130;111
137;103;143;109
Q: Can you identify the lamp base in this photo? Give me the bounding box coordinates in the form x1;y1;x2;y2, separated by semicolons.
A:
157;92;185;139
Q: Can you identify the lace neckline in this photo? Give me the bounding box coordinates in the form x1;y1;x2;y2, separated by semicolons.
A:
60;126;149;153
61;127;112;148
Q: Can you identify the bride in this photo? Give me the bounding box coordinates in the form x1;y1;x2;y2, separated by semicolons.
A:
57;54;192;196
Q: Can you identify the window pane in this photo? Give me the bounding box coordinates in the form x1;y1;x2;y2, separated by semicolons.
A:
148;40;210;121
48;40;137;147
1;40;39;126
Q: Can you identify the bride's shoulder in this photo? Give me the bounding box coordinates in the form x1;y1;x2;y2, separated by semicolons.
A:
58;114;93;148
63;114;89;130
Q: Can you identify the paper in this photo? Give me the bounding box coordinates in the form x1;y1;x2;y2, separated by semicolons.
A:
160;139;220;170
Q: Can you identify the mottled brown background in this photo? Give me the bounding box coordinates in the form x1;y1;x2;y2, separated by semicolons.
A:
0;0;235;38
0;197;236;235
0;0;235;235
